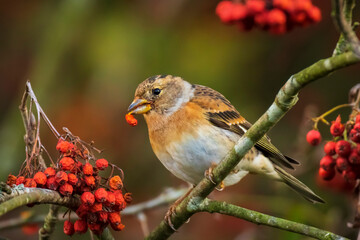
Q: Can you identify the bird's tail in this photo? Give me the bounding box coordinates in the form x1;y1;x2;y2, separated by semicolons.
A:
274;166;325;203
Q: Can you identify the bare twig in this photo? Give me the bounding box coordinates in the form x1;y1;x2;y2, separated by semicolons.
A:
122;187;188;216
137;212;150;237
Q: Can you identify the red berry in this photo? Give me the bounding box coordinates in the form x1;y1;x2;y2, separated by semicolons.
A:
63;220;74;236
324;141;336;155
330;115;345;137
267;9;287;26
76;204;89;218
56;139;75;154
90;202;103;213
215;1;235;24
319;167;335;181
6;174;17;186
353;122;360;131
21;223;39;235
356;114;360;123
335;140;352;157
88;223;104;235
106;191;116;206
111;223;125;231
320;156;335;171
59;157;75;171
98;211;108;223
307;6;321;23
95;188;108;203
74;219;88;234
349;149;360;164
44;167;56;177
81;192;95;206
16;176;25;185
24;178;37;188
46;176;58;190
336;157;350;172
67;173;78;185
114;190;126;211
108;212;121;226
84;176;96;187
59;183;73;196
356;144;360;155
232;4;247;21
83;163;94;175
350;129;360;143
33;172;47;186
96;159;109;170
273;0;293;11
342;169;357;183
55;171;68;185
246;0;265;15
306;130;321;146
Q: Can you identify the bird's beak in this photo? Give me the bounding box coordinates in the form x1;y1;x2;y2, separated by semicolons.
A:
127;98;152;115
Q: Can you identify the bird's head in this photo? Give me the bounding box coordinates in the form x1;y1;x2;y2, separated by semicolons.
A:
127;75;193;115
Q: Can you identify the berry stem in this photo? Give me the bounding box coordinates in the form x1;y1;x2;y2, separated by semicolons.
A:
312;103;353;129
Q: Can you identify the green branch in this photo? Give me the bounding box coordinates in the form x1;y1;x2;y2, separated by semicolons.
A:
146;52;360;239
0;186;80;216
39;205;61;240
332;0;359;56
197;199;348;240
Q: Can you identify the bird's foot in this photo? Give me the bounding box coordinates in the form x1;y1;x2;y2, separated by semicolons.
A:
164;186;193;231
204;163;225;191
164;203;178;231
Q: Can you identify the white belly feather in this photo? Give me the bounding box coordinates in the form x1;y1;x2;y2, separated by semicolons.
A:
154;124;280;186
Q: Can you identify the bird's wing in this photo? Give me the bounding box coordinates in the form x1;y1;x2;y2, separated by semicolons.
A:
191;85;298;169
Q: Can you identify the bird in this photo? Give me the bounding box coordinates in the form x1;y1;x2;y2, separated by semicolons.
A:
127;74;324;205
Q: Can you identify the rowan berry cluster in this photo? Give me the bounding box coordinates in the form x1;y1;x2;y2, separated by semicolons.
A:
215;0;321;34
306;114;360;185
7;138;131;236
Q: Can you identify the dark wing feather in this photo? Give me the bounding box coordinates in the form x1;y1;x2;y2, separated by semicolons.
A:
192;85;298;169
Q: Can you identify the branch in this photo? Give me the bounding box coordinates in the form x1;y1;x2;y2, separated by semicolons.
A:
332;0;360;56
38;205;61;240
0;187;187;235
0;186;80;216
197;199;347;240
146;52;360;239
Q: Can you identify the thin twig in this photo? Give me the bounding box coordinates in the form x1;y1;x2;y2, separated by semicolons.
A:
137;212;150;237
25;81;61;139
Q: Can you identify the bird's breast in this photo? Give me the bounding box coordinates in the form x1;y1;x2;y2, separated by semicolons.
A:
146;111;240;184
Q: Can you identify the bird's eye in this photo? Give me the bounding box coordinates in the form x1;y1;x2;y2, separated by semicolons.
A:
152;88;161;95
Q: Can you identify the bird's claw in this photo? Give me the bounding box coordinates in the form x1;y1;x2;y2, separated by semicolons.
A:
205;164;225;191
164;205;177;231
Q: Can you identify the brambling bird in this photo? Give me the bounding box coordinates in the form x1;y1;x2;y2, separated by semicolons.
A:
128;75;324;204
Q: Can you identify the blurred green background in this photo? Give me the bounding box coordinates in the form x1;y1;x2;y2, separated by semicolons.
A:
0;0;359;239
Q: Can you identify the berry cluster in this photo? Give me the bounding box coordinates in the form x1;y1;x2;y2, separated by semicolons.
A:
215;0;321;34
7;139;131;236
307;114;360;185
